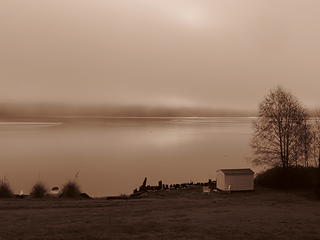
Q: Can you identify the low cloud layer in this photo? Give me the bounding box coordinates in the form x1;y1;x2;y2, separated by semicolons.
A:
1;0;320;110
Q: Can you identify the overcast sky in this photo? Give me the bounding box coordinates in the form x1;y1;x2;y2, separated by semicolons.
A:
1;0;320;110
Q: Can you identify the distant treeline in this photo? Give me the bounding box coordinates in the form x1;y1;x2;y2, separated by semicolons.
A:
0;102;256;119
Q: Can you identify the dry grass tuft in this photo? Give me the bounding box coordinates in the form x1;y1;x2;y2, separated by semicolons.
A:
0;179;14;198
30;182;48;198
60;181;81;198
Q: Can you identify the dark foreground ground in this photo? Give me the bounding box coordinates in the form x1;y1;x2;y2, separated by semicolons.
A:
0;187;320;240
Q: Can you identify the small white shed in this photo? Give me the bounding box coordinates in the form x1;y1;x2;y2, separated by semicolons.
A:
216;168;254;191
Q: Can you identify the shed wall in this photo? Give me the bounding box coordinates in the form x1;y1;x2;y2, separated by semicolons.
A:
224;174;254;191
216;170;225;190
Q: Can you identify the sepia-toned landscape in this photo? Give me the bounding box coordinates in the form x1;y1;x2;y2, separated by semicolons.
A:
1;1;320;239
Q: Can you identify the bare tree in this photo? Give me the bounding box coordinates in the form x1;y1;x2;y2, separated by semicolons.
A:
251;87;310;168
311;110;320;168
298;119;313;167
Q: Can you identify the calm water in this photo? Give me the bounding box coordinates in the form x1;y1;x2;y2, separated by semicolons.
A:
0;117;255;197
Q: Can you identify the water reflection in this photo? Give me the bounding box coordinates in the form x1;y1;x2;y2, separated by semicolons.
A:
0;117;254;196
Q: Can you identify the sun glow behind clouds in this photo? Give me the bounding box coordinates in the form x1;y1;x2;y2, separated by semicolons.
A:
143;0;208;28
176;6;207;27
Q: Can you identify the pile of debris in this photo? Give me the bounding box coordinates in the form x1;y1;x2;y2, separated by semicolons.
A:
131;177;216;197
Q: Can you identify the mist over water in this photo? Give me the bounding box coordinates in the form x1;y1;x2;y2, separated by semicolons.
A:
0;117;253;197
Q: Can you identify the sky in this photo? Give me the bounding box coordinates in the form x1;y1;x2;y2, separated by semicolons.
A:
1;0;320;111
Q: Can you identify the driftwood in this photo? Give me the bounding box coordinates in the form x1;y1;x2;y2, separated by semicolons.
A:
133;178;216;194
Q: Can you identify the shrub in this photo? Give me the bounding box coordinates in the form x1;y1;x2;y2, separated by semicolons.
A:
255;167;319;190
0;180;14;198
315;169;320;199
30;182;47;198
60;181;81;198
315;185;320;199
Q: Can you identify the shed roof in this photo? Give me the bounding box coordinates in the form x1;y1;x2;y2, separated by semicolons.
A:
217;168;254;176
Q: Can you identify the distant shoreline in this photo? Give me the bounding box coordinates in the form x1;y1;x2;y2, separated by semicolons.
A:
0;121;63;125
0;116;257;126
0;116;257;121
